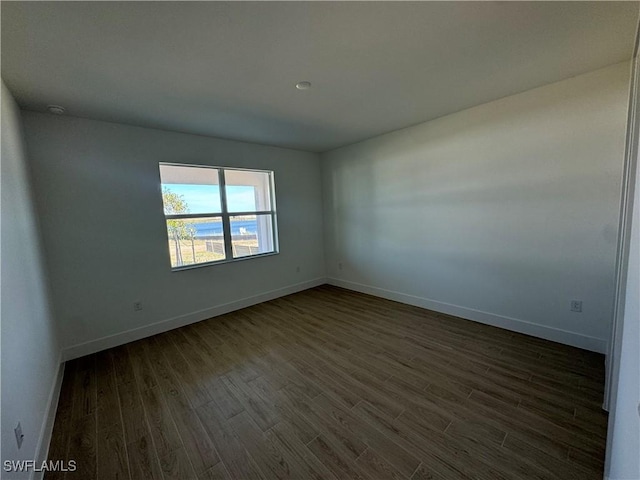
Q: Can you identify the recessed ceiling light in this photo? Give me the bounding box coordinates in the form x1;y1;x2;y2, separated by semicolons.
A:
47;105;66;115
295;81;311;90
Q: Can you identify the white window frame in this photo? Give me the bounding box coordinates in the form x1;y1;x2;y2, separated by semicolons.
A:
160;163;279;271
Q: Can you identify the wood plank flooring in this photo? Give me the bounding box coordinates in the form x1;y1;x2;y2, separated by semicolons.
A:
45;285;608;480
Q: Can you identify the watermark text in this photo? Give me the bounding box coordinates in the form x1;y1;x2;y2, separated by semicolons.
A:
3;460;77;473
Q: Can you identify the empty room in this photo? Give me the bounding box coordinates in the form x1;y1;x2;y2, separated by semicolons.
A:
2;2;640;480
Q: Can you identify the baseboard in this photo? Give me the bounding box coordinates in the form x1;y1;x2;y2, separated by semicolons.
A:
62;277;326;361
327;277;608;353
31;353;65;480
61;274;607;358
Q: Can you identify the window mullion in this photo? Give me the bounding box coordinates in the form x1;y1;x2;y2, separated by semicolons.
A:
271;213;278;252
218;169;234;260
225;210;273;217
165;213;220;220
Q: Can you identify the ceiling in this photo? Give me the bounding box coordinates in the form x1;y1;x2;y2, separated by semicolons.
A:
2;2;637;153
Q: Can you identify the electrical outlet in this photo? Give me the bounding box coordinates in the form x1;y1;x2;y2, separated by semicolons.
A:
133;301;143;312
338;262;343;271
296;266;301;273
570;300;582;313
15;422;23;449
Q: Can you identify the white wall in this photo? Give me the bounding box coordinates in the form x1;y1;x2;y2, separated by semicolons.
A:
21;113;325;358
322;62;630;352
1;82;62;477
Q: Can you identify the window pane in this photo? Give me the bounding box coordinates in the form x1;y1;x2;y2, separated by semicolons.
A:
160;164;221;214
231;214;275;258
166;217;225;268
224;170;272;213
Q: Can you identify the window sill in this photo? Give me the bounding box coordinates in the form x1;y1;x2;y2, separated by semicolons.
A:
170;251;279;272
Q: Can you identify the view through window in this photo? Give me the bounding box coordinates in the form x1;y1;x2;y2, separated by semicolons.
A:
159;164;278;269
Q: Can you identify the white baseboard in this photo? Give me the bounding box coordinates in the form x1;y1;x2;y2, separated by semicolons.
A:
62;277;326;361
61;274;607;359
327;277;607;353
31;353;65;480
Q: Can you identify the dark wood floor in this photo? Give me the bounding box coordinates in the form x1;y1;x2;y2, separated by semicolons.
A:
45;285;608;480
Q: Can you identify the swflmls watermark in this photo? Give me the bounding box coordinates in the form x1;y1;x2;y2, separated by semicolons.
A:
3;460;77;473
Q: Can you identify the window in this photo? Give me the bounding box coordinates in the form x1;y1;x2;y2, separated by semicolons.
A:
159;163;278;269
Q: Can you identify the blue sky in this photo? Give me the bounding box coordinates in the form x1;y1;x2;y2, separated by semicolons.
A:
163;184;256;214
